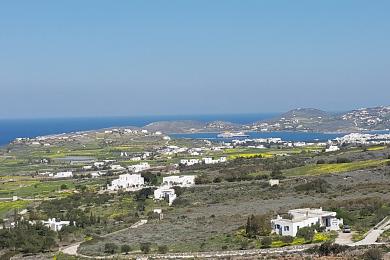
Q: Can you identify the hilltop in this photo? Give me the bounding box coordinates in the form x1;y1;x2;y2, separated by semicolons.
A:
142;105;390;134
252;105;390;133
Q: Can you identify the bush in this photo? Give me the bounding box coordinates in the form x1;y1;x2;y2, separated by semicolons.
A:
318;242;348;256
245;214;271;237
307;242;349;256
140;242;151;254
135;188;154;201
261;236;272;248
121;244;132;254
295;179;330;193
195;174;212;184
104;243;118;254
296;226;315;241
60;184;68;190
270;169;283;179
336;157;351;164
363;248;383;260
240;240;249;250
157;245;168;254
316;159;326;164
213;177;223;183
281;235;294;244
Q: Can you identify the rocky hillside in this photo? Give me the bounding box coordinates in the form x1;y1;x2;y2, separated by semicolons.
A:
142;106;390;133
252;106;390;132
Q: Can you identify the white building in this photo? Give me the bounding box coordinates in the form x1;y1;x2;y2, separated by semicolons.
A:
54;171;73;178
110;164;125;171
153;208;164;220
128;162;150;173
325;145;340;152
271;208;343;237
42;218;71;232
162;175;196;187
107;174;144;191
154;187;177;205
202;157;227;164
180;159;200;166
94;162;105;168
269;179;280;186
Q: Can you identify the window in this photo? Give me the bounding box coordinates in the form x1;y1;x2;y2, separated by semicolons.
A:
284;226;289;231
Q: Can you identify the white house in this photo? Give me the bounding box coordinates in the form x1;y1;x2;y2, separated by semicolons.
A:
153;208;164;220
107;174;144;191
110;164;125;171
154;187;177;205
128;162;150;173
202;157;227;164
94;162;105;168
42;218;71;232
162;175;196;187
54;171;73;178
325;145;340;152
180;159;200;166
269;179;280;186
271;208;343;237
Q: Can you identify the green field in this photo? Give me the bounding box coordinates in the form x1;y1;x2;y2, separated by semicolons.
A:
0;179;76;198
0;200;30;218
284;159;390;176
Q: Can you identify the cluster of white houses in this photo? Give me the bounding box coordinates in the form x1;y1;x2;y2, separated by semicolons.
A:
107;173;196;205
180;157;227;166
271;208;343;237
128;162;150;173
5;218;71;232
107;173;145;191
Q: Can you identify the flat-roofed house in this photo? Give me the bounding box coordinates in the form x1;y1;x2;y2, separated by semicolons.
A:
271;207;343;237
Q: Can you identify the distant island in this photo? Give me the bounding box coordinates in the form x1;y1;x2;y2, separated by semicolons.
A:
143;105;390;134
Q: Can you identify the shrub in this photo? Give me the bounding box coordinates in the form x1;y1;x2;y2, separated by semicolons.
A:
363;248;383;260
195;174;212;184
104;243;118;254
261;236;272;248
157;245;168;254
296;226;315;241
336;157;351;164
121;244;132;254
270;169;283;179
308;242;349;256
140;242;151;254
281;235;294;244
213;177;223;183
245;214;271;237
240;240;249;250
295;179;331;193
316;159;326;164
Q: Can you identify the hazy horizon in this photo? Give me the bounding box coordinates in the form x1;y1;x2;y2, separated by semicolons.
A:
1;0;389;118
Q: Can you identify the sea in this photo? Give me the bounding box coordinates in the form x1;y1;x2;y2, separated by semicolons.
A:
170;132;346;142
2;114;386;146
0;113;277;146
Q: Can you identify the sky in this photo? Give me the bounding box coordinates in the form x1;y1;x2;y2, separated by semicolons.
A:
0;0;389;118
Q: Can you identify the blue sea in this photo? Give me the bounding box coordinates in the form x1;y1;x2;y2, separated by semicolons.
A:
170;132;346;142
0;113;277;146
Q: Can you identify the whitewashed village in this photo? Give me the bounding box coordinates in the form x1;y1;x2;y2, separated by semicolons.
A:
2;124;390;259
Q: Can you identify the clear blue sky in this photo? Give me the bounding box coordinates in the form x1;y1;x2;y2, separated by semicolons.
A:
0;0;389;118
